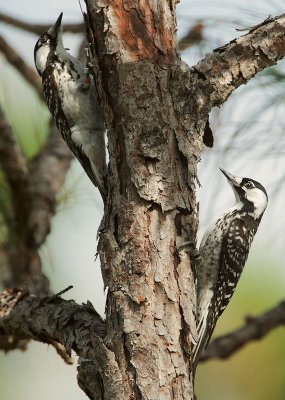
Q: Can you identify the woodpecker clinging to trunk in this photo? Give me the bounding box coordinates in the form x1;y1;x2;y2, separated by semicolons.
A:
193;168;268;367
34;13;107;200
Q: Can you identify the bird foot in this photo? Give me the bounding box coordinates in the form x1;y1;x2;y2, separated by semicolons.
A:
178;240;200;258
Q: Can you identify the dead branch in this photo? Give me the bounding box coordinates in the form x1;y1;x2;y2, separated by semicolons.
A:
0;288;106;350
0;106;51;295
0;12;84;35
201;300;285;362
0;104;29;231
27;119;73;248
194;13;285;107
0;287;124;400
0;113;71;292
0;35;42;99
0;110;71;294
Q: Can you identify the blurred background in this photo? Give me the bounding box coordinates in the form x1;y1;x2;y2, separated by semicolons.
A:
0;0;284;399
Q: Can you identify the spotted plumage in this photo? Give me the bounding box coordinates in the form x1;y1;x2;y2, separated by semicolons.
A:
34;13;107;200
193;168;268;367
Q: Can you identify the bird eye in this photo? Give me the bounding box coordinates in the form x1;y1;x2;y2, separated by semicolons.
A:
244;181;254;189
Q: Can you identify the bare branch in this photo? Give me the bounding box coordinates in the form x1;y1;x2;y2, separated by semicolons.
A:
27;120;73;248
5;246;50;295
194;13;285;107
0;288;106;349
236;15;274;32
0;89;70;294
0;288;125;400
0;12;84;35
0;35;43;99
201;300;285;362
0;104;29;231
0;109;69;294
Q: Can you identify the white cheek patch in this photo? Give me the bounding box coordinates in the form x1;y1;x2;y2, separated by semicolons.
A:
35;44;50;73
246;187;268;216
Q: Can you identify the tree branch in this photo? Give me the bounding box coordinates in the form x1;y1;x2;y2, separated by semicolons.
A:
0;114;71;293
0;112;50;294
201;300;285;362
0;35;43;99
0;12;84;35
27;120;73;248
0;104;29;232
194;13;285;107
0;287;125;400
0;288;106;349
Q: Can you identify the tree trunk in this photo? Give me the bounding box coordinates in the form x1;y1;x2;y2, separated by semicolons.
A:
85;1;208;398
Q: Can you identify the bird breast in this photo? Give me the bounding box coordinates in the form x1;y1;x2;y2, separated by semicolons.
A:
53;64;98;129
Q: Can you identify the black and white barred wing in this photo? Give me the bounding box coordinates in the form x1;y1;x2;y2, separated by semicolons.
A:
212;217;256;323
41;66;104;195
193;217;257;367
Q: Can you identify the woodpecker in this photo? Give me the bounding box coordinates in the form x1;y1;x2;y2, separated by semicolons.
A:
193;168;268;367
34;13;107;200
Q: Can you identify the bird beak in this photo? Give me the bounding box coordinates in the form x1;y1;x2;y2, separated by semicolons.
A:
48;12;63;39
220;168;242;187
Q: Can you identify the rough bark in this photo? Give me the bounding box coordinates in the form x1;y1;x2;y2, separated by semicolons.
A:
0;288;106;350
85;1;203;398
194;13;285;107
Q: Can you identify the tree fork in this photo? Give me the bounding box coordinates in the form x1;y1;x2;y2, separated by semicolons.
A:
85;1;208;398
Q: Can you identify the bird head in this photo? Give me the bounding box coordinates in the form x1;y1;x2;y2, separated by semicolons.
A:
220;168;268;219
34;12;64;75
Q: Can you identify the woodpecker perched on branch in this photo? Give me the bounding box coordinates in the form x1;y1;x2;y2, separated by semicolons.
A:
34;13;107;200
193;168;268;367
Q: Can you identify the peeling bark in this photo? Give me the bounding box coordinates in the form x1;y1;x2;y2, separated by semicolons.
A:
0;288;125;398
86;1;201;398
194;13;285;107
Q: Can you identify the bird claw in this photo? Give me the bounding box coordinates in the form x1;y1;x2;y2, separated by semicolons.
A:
178;240;200;258
80;74;91;91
